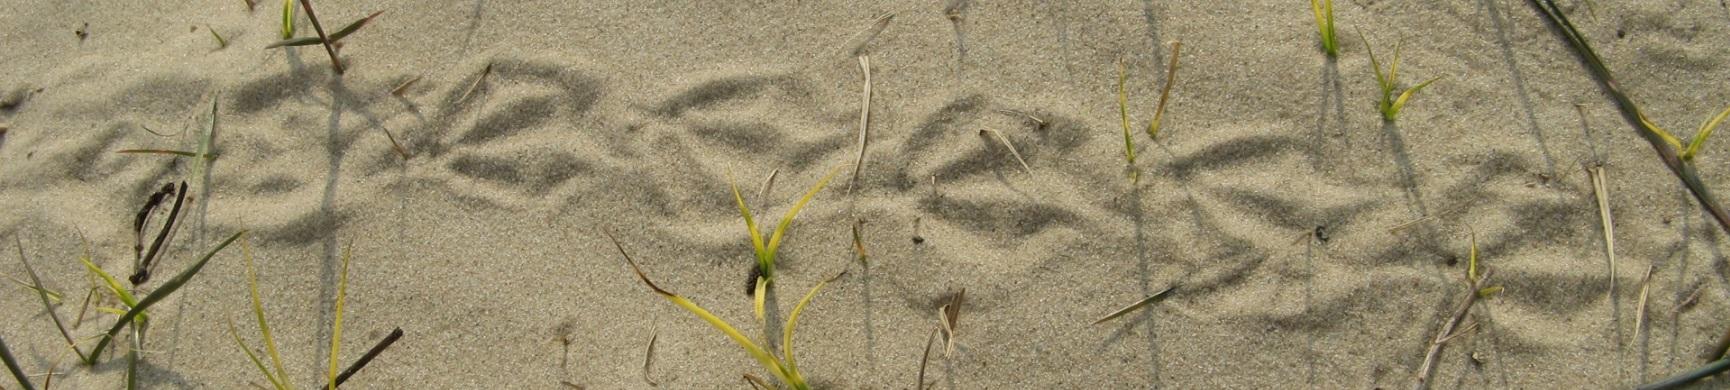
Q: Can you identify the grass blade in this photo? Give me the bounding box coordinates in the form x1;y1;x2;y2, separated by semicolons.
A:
83;258;147;322
1389;76;1442;120
209;26;228;49
607;232;792;385
728;174;768;273
0;334;34;390
1090;285;1175;325
1147;41;1181;140
296;0;346;74
116;149;201;158
1115;58;1138;174
939;288;965;357
1587;165;1616;296
764;164;845;262
849;55;872;195
87;230;243;364
1637;358;1730;390
1311;0;1337;57
978;129;1032;175
280;0;294;39
781;272;844;386
324;11;383;44
243;239;294;389
15;238;87;362
1684;103;1730;161
327;243;352;390
318;327;401;389
226;317;287;390
753;275;768;323
916;327;936;390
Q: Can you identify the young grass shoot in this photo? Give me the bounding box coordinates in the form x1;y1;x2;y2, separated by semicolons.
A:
1310;0;1338;57
1361;30;1440;122
729;164;844;320
610;233;842;390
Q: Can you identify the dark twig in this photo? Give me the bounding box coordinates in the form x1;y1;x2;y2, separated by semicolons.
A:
319;327;403;389
297;0;344;74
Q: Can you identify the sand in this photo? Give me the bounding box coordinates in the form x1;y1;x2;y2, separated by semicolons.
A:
6;0;1730;388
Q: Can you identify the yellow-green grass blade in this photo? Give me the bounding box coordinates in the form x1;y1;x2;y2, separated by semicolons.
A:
210;26;228;49
764;164;845;263
608;233;793;385
7;276;62;303
83;258;148;322
1684;103;1730;161
780;272;845;388
87;230;243;364
227;317;287;390
729;174;769;273
1116;59;1137;167
1310;0;1336;57
1147;42;1181;141
16;238;87;362
327;243;352;390
243;239;296;390
1;334;34;390
1388;76;1441;120
753;275;768;322
1638;113;1685;151
1467;233;1480;282
280;0;294;39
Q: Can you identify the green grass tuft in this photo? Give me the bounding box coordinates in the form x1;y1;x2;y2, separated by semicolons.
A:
1310;0;1338;57
1361;30;1440;122
86;230;244;364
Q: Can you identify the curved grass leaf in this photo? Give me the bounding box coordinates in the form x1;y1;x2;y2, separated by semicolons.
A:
16;238;87;362
728;174;768;274
607;232;796;387
780;272;844;387
82;258;148;323
228;317;287;390
764;164;845;265
1116;59;1137;171
87;230;243;365
243;239;295;390
1683;103;1730;161
0;334;33;390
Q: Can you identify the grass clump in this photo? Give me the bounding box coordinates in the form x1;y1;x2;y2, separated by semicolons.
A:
729;164;843;320
1361;31;1440;122
1113;41;1182;184
266;1;383;75
1310;0;1338;57
610;233;843;390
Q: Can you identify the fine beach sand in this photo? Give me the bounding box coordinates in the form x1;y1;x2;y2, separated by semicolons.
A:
6;1;1730;388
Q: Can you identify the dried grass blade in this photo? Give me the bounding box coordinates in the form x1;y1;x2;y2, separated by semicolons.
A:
1635;264;1656;346
978;128;1032;175
390;75;422;97
939;288;965;357
1091;285;1175;325
116;149;200;158
1587;165;1616;296
642;331;658;386
607;232;792;385
850;55;872;195
15;238;86;362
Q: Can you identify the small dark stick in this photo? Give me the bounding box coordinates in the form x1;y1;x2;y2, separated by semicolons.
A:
318;327;403;389
297;0;345;74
